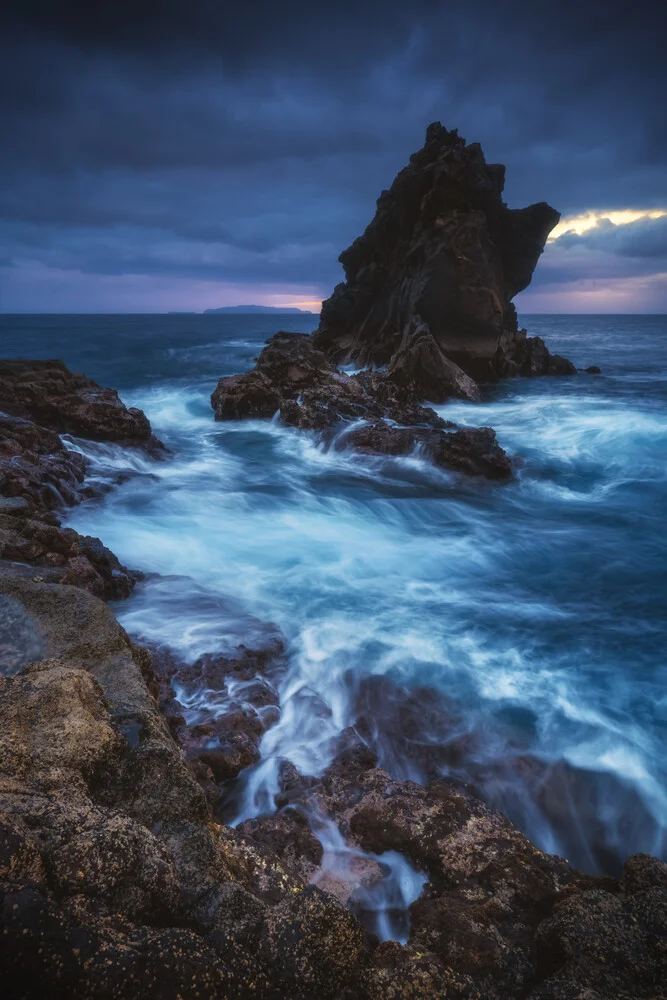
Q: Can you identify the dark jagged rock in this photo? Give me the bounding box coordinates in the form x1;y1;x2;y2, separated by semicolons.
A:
0;409;136;602
0;358;164;597
252;741;666;1000
500;334;576;377
0;359;164;453
212;331;381;429
212;332;512;480
209;124;583;481
150;640;286;802
0;510;135;601
0;412;86;510
313;122;574;382
1;555;665;998
387;322;481;402
346;422;512;480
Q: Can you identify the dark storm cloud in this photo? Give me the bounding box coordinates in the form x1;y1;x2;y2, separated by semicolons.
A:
1;0;666;310
555;216;667;259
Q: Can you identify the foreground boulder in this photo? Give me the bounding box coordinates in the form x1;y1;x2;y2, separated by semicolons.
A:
212;332;512;480
1;569;665;998
0;574;361;999
313;122;576;382
243;740;667;1000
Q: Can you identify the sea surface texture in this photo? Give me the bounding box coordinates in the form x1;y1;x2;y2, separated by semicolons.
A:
2;312;666;880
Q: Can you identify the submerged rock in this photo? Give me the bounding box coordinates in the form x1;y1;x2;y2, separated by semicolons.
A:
313;122;575;383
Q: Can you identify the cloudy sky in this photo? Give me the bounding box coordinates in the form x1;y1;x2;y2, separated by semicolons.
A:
1;0;665;314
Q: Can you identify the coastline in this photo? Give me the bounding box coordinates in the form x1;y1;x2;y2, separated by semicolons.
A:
1;356;666;999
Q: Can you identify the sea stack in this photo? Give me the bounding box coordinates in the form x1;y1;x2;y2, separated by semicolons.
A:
313;122;575;384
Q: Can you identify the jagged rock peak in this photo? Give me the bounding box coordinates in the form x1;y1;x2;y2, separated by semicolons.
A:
313;122;563;380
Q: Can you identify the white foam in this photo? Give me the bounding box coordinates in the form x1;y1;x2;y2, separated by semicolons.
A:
63;375;667;878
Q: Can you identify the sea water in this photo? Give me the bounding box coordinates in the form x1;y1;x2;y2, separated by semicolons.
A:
2;312;666;926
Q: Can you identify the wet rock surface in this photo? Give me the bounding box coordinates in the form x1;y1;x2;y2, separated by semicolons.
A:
1;357;163;598
346;422;512;480
313;122;576;383
0;523;665;998
240;737;667;1000
150;639;286;805
209;122;585;481
212;331;513;480
0;511;135;601
0;359;164;453
0;411;86;510
0;577;354;998
0;267;652;996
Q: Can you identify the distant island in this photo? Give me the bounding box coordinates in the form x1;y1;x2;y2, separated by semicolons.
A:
203;305;316;314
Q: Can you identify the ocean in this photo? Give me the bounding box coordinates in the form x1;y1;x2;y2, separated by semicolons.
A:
2;312;666;883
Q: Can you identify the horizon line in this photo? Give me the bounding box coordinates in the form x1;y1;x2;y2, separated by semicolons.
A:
1;311;666;318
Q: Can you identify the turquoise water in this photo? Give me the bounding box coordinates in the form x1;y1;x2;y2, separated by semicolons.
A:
2;312;666;876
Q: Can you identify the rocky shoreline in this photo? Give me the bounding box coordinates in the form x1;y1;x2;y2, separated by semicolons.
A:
1;125;664;998
1;360;666;999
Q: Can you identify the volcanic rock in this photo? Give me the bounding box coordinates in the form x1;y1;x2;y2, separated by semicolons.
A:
0;359;163;453
313;122;574;381
212;331;381;429
259;884;366;997
1;566;665;998
501;334;576;377
255;748;666;1000
387;322;482;402
212;332;512;480
0;573;366;999
149;639;286;804
362;941;473;999
0;412;86;510
0;511;135;601
346;422;512;480
0;358;164;595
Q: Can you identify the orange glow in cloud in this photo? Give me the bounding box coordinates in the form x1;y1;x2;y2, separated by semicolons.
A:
266;296;323;311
